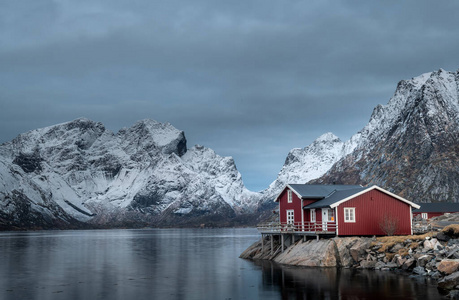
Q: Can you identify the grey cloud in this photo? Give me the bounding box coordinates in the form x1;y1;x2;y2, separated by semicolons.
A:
1;0;459;191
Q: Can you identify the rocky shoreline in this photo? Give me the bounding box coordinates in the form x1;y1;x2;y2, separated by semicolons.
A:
240;224;459;299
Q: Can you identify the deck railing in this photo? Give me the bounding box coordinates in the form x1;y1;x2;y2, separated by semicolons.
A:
257;221;337;234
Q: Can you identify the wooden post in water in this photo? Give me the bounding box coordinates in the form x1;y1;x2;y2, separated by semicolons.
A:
270;235;273;255
281;234;284;253
261;234;264;253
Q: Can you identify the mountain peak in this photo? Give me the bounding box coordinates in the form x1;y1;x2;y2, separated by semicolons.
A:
118;119;187;156
315;132;341;143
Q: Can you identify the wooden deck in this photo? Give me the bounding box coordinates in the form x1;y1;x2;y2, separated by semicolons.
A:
256;222;337;254
257;221;337;235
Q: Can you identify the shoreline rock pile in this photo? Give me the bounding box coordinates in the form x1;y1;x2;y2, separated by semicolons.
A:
240;224;459;299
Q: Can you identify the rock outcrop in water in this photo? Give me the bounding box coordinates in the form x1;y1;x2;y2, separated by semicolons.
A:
240;219;459;299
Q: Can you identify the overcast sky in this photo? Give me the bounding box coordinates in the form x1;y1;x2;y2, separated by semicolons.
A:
1;1;458;191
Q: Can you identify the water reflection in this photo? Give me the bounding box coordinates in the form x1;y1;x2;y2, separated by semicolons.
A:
0;229;446;300
0;229;264;300
254;260;444;300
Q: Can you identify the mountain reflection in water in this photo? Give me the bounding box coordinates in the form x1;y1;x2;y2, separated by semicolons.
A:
0;229;446;300
254;259;445;300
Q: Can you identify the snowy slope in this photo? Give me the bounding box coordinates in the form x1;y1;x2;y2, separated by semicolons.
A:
0;118;257;228
316;69;459;202
258;68;459;207
255;132;350;208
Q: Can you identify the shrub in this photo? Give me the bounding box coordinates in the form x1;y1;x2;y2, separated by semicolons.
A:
379;212;399;236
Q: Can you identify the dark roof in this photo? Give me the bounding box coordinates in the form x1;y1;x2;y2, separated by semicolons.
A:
413;203;459;213
288;184;362;200
304;187;367;209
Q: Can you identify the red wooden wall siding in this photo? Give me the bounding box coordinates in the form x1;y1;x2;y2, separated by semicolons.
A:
337;189;412;236
278;189;303;224
302;200;316;223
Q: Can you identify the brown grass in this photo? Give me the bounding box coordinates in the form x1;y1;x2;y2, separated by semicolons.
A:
371;232;435;253
442;224;459;235
398;248;409;257
408;242;419;250
385;252;396;261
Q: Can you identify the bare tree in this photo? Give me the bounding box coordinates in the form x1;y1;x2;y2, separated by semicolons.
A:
379;212;399;236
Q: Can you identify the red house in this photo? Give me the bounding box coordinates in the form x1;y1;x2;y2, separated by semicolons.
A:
412;203;459;220
272;184;420;236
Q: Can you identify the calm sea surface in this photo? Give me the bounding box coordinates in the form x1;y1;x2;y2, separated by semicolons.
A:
0;228;445;300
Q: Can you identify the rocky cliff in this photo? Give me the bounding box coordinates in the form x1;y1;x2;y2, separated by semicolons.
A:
314;69;459;203
259;69;459;207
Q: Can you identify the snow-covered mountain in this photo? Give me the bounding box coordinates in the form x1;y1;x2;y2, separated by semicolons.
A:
2;68;457;229
314;69;459;203
256;132;351;209
258;68;459;207
0;118;257;229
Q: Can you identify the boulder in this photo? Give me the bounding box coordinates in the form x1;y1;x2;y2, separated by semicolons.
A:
423;239;435;251
429;271;442;280
402;258;416;270
437;231;452;242
360;260;377;269
334;237;361;267
417;255;433;268
385;262;398;269
438;271;459;290
447;248;459;259
349;239;371;262
274;239;338;267
375;261;386;270
448;290;459;300
390;243;404;253
413;266;427;276
437;259;459;275
395;255;406;267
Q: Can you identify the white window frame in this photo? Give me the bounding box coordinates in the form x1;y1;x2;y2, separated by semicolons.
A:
344;207;356;223
421;213;428;220
328;208;335;222
286;210;294;225
287;190;292;203
310;209;316;223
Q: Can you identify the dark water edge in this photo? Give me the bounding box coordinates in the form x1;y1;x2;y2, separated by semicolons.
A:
0;228;446;300
252;259;446;300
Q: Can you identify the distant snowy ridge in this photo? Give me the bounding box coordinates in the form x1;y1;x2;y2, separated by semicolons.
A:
0;118;257;229
256;132;349;207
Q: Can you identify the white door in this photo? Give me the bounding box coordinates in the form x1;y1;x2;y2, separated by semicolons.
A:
322;208;328;231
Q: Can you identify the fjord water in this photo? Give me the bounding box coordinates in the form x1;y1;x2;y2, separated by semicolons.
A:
0;228;444;300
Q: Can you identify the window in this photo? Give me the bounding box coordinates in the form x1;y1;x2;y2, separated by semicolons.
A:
328;208;335;222
344;208;355;222
310;209;316;222
286;210;294;224
421;213;428;220
288;190;292;203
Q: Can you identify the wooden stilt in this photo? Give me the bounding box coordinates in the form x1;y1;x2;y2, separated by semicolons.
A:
281;234;284;252
261;234;264;253
270;235;273;255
